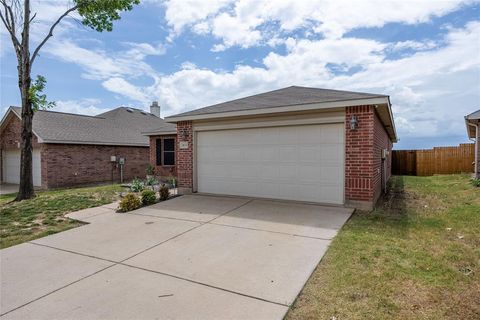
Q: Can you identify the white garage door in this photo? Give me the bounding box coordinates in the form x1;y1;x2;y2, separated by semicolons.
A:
196;123;345;204
2;149;42;187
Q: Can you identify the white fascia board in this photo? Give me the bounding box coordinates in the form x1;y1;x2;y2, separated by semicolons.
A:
0;107;43;141
142;131;177;136
165;97;389;122
384;96;398;142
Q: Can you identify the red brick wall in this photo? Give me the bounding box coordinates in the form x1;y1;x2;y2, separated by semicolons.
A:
0;113;41;150
345;105;393;207
345;105;375;203
170;110;394;206
42;144;149;188
148;135;177;178
373;111;393;202
176;121;193;190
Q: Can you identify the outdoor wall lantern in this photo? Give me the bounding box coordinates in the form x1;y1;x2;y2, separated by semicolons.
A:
350;115;358;130
180;128;190;140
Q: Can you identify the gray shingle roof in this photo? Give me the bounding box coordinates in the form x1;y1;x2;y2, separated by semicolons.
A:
466;109;480;120
170;86;387;118
465;109;480;138
8;106;176;146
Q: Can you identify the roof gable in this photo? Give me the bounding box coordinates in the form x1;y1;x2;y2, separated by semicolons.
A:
2;106;176;146
166;86;396;142
170;86;387;118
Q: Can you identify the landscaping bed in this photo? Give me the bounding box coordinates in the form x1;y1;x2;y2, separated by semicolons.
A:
286;174;479;319
0;184;123;249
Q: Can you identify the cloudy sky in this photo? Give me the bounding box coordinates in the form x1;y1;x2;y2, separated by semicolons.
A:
1;0;479;149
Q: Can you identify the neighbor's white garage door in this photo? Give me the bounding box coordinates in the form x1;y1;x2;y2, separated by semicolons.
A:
196;123;345;204
2;149;42;186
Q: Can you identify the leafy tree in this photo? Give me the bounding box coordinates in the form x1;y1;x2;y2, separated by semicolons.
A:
0;0;139;200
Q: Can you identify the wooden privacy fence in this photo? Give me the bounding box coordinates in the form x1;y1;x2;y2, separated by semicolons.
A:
392;143;475;176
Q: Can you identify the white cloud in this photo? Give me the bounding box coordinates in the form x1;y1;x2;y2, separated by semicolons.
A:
102;77;151;104
391;40;438;51
146;21;479;142
164;0;476;50
3;0;478;145
163;0;233;36
43;39;161;80
52;98;106;115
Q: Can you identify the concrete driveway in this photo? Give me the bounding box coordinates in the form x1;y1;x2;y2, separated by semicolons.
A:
0;195;353;320
0;184;19;195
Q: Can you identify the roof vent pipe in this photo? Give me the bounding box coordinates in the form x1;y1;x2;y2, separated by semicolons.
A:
150;101;161;118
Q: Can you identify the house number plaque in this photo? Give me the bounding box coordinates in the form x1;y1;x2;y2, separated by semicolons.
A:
179;141;189;149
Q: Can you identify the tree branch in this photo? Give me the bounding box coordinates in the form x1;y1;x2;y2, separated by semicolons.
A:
0;0;21;59
28;11;35;23
30;4;78;65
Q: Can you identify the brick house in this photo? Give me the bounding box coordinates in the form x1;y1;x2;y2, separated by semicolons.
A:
465;109;480;179
143;127;178;179
164;86;397;210
0;104;176;189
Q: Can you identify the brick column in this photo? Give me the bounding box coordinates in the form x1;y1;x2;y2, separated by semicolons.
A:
177;121;193;193
345;105;375;209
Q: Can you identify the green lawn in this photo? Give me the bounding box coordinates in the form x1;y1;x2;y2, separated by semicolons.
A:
0;184;123;249
286;175;480;320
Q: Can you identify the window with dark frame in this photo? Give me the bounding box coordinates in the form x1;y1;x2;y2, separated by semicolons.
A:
163;138;175;166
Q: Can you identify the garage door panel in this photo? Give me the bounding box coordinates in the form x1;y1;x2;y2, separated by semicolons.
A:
196;124;344;204
321;167;344;184
3;149;41;186
322;125;343;143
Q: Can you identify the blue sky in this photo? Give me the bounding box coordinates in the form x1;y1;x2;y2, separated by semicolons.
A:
1;0;479;149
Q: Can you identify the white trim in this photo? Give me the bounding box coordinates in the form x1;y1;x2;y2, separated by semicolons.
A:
0;107;42;140
142;131;177;136
193;130;198;193
166;97;389;122
193;115;345;132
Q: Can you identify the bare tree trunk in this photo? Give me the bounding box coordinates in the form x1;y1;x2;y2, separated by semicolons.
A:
15;0;34;200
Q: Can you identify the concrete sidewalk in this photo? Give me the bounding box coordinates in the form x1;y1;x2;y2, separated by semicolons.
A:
1;195;353;319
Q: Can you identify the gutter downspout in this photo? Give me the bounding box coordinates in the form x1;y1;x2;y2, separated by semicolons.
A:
468;122;479;179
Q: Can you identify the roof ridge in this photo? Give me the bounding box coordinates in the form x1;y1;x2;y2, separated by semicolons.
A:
11;106;104;119
288;85;387;97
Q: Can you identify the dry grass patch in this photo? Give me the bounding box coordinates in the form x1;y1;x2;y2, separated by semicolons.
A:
286;175;480;320
0;184;123;248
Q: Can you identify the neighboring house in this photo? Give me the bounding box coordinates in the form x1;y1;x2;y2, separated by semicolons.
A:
165;86;397;210
0;103;176;188
465;109;480;179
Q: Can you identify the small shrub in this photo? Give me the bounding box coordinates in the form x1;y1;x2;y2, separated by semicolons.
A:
472;178;480;187
130;178;145;192
119;193;141;212
159;184;170;201
141;190;157;205
145;176;158;186
146;164;155;176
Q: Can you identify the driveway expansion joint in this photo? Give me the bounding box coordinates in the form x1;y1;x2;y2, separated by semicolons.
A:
0;263;116;317
4;196;349;319
119;262;290;307
17;242;289;312
208;222;334;241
